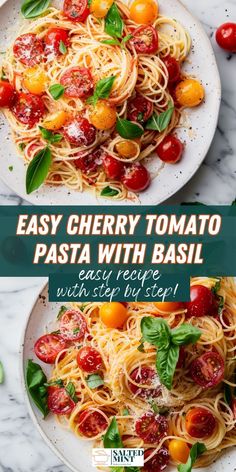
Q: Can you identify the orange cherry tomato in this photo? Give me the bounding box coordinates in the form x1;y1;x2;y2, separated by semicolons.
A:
169;439;190;464
90;0;113;18
153;302;184;312
23;66;47;95
89;100;117;130
100;302;128;328
42;110;68;130
116;140;139;158
130;0;158;25
175;79;205;108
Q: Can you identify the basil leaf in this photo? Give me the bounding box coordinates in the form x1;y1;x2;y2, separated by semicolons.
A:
126;468;140;472
26;360;49;417
39;126;63;144
123;408;129;416
141;317;171;349
26;147;52;194
105;3;123;39
57;305;68;320
66;382;79;402
212;279;221;295
0;361;4;384
104;417;123;448
137;342;145;352
101;186;119;197
44;379;63;387
49;84;65;100
116;116;144;139
224;384;232;406
86;374;104;389
21;0;51;18
101;39;120;46
156;344;179;390
171;324;201;346
8;166;13;172
59;40;67;54
19;142;26;151
87;76;116;105
122;34;132;44
146;102;174;132
178;442;207;472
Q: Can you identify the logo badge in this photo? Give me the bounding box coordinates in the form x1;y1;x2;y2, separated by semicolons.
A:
92;448;144;467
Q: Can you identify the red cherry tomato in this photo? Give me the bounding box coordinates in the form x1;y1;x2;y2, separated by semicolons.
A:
190;351;225;389
143;447;170;472
130;26;158;54
162;55;181;83
44;28;70;56
135;412;168;444
127;94;153;123
63;116;96;146
11;93;45;127
186;285;216;318
121;163;150;192
103;154;125;179
156;136;184;164
216;23;236;53
47;387;75;415
60;67;94;98
0;81;16;107
34;334;67;364
59;309;87;341
13;33;44;67
63;0;90;22
128;366;161;399
185;407;216;438
74;149;100;173
76;409;108;437
77;346;103;373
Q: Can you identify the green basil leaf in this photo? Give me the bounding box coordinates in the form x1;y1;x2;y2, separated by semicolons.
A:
0;361;4;384
87;76;116;105
171;324;202;346
26;147;52;194
26;360;49;417
8;166;13;172
100;186;119;197
59;40;67;54
146;102;174;132
137;342;145;352
105;3;123;38
126;468;140;472
57;305;68;320
141;317;171;349
116;116;144;139
39;126;63;144
104;416;123;448
224;384;232;406
156;344;179;390
44;379;64;387
123;408;129;416
19;142;26;151
122;34;132;44
212;279;221;295
21;0;51;19
49;84;65;100
178;442;207;472
86;373;104;389
66;381;79;402
101;39;120;46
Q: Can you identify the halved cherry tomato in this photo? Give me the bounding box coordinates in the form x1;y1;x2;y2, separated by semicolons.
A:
89;100;117;130
175;79;205;108
153;301;184;312
216;23;236;53
116;140;139;159
128;366;161;398
76;409;108;437
47;386;75;415
130;0;158;25
143;447;170;472
186;285;216;318
135;412;168;444
100;302;128;328
127;94;153;123
74;149;100;173
121;163;150;192
59;309;87;341
130;26;158;54
190;351;225;388
90;0;113;18
168;439;190;464
185;407;216;438
77;346;103;373
11;93;45;127
34;334;67;364
63;0;90;22
162;55;181;84
43;110;68;130
13;33;44;67
44;28;70;56
0;81;16;107
23;66;47;95
60;67;94;98
63;116;96;146
103;154;125;179
156;136;184;164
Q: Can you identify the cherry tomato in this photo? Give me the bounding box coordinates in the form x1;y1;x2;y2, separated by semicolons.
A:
63;0;90;22
162;55;181;83
11;93;45;127
74;149;100;173
186;285;216;318
100;302;128;328
190;351;225;389
130;26;158;54
90;0;113;18
23;66;47;95
47;387;75;415
89;100;117;130
121;163;150;192
185;407;216;438
135;412;168;444
168;439;190;464
156;136;184;164
76;409;108;437
216;23;236;53
143;447;170;472
175;79;205;108
13;33;44;67
103;154;124;179
43;110;68;130
153;302;184;312
128;366;161;398
34;334;67;364
0;81;16;107
63;116;96;146
77;346;103;373
130;0;158;25
127;94;153;123
116;140;139;159
59;309;87;341
60;67;94;99
176;346;186;369
44;28;70;56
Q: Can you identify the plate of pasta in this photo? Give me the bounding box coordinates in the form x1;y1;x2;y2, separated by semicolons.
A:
0;0;220;205
22;277;236;472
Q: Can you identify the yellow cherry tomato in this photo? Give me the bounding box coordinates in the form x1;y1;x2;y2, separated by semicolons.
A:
175;79;205;108
23;67;47;95
90;0;113;18
89;100;117;130
100;302;128;328
42;110;68;130
153;302;184;312
116;140;139;158
130;0;158;25
169;440;190;464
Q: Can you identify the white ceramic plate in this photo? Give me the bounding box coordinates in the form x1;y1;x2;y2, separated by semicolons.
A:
21;283;236;472
0;0;221;206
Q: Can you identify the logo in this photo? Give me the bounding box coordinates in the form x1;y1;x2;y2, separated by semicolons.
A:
92;448;144;467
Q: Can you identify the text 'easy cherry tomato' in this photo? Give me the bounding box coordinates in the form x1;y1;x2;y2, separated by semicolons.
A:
185;407;216;438
128;366;161;398
63;116;96;146
130;26;158;54
13;33;44;67
77;346;103;373
63;0;90;22
135;412;168;444
74;149;100;174
190;351;225;388
186;285;216;318
45;28;70;56
130;0;158;25
34;334;66;364
100;302;128;328
168;439;190;464
60;67;94;98
59;309;87;341
11;93;45;127
162;55;181;83
0;81;16;107
156;135;184;164
216;23;236;53
121;163;150;192
48;386;75;415
143;447;170;472
76;409;108;437
103;154;124;179
127;94;153;123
